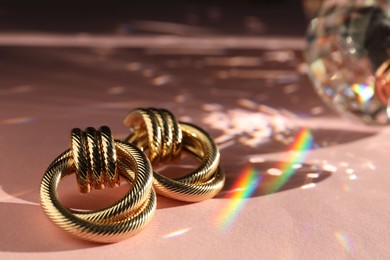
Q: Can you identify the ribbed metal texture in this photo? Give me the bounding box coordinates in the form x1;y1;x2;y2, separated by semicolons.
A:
40;127;156;243
124;108;225;202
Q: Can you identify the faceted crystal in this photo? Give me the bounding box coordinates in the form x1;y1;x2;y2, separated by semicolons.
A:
305;0;390;124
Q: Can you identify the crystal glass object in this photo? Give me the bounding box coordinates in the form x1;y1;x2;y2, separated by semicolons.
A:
305;0;390;124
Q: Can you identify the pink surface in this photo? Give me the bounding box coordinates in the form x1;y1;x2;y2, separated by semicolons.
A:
1;37;389;259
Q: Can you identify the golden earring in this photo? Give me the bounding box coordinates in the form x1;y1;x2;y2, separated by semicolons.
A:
40;126;156;243
123;108;225;202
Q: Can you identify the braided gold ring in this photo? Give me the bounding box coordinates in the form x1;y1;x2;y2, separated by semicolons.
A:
124;108;225;202
40;127;156;243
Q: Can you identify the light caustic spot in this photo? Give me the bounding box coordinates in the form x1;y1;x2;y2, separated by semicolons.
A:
152;75;172;86
107;86;126;95
1;117;35;125
202;101;301;149
349;175;357;180
264;128;314;194
266;168;282;176
334;231;354;254
301;183;316;189
307;173;319;178
352;83;374;104
322;164;337;173
164;228;192;239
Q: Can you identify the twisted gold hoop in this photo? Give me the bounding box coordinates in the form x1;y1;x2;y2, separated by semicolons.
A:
125;108;183;165
40;126;156;243
124;108;225;202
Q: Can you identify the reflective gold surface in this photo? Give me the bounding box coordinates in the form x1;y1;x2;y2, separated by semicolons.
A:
40;128;156;243
2;2;388;258
124;108;225;202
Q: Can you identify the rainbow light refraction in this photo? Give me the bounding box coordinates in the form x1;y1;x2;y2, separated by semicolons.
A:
216;166;261;230
265;128;313;194
335;232;354;254
164;228;191;239
352;83;374;103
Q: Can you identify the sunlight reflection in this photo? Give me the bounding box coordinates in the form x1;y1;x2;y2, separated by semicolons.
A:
164;228;192;239
178;116;192;122
216;166;261;231
310;106;324;115
343;185;352;192
237;98;258;110
202;103;295;148
204;56;262;67
107;86;126;95
263;50;295;62
307;173;319;178
0;188;36;202
349;175;357;180
266;168;282;176
340;162;349;167
366;161;376;170
322;164;337;173
215;134;234;144
352;83;374;104
300;183;316;189
152;75;172;86
215;69;299;82
218;140;236;151
248;156;265;163
334;231;354;254
283;84;299;94
292;163;302;169
1;117;35;125
264;128;313;194
174;94;187;103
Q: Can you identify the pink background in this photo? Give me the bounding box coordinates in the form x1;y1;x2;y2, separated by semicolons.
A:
1;32;389;259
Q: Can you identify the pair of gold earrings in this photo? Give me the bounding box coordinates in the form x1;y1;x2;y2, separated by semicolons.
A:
40;108;225;243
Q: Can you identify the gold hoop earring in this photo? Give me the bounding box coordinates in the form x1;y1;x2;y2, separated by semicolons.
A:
124;108;225;202
40;126;156;243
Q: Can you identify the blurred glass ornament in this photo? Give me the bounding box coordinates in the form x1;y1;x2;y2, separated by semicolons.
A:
305;0;390;124
302;0;325;18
